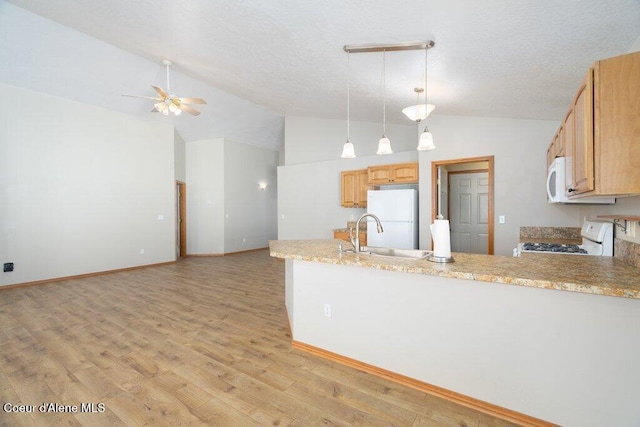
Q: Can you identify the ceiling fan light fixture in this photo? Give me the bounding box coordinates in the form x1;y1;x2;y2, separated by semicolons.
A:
123;59;206;116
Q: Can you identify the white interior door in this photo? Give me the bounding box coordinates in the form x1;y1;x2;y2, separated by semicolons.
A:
449;172;489;254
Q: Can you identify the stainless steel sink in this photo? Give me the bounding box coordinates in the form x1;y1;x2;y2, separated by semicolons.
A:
360;246;432;260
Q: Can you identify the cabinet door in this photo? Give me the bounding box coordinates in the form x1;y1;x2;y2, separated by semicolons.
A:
596;51;640;194
341;171;357;207
368;166;393;185
355;170;369;207
563;109;574;195
341;169;368;207
391;163;419;183
571;69;595;194
556;115;573;157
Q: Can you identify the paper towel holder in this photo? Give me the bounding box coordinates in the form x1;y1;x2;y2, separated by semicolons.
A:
428;214;455;262
426;254;455;263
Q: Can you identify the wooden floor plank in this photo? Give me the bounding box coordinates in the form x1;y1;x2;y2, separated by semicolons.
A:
0;250;526;426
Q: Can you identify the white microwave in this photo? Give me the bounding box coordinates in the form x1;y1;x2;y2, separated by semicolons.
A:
546;157;614;204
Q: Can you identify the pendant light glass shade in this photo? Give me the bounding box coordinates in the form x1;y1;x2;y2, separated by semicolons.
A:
402;103;435;122
341;140;356;158
376;134;393;155
417;126;436;150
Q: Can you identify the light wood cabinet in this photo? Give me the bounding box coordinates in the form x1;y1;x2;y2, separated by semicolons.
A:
547;114;569;169
333;230;366;247
569;70;595;195
593;51;640;195
341;169;369;207
552;51;640;198
368;162;419;185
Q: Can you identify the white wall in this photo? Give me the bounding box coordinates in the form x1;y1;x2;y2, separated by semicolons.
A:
278;151;418;240
284;116;421;165
289;260;640;427
186;139;226;255
224;140;278;252
0;83;176;286
419;114;579;254
186;138;278;254
279;114;580;254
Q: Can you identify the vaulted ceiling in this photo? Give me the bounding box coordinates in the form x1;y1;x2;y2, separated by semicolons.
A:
4;0;640;148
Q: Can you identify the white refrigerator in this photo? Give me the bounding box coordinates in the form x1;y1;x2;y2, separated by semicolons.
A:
366;189;418;249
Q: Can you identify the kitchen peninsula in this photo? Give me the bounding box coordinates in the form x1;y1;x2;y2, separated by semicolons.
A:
270;239;640;427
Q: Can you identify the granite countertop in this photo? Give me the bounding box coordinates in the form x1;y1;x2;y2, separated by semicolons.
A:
269;239;640;300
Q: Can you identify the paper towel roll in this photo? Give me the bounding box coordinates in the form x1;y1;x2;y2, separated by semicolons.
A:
430;219;452;258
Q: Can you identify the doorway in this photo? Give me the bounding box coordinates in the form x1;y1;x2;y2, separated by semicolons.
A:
431;156;494;254
176;181;187;258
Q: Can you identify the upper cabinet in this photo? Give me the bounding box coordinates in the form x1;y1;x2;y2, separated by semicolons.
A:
550;51;640;198
594;52;640;196
341;169;369;208
570;69;595;195
368;162;419;185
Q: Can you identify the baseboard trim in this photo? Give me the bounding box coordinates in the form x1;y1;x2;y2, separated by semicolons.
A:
0;261;176;291
186;247;268;257
291;340;557;427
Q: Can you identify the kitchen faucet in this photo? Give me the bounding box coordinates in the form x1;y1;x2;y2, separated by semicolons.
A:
350;213;383;252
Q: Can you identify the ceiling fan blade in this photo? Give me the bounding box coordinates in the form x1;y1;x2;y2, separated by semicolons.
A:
122;94;162;101
178;103;201;116
152;85;168;99
177;97;206;105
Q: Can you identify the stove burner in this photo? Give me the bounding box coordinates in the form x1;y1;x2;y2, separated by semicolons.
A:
522;242;588;254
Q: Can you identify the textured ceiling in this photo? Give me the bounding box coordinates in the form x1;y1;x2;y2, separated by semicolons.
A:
4;0;640;144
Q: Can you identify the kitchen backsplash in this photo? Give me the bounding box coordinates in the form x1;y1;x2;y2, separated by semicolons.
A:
519;226;582;240
614;239;640;268
346;220;367;230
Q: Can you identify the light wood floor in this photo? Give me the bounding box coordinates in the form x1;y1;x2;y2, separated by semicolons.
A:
0;250;518;426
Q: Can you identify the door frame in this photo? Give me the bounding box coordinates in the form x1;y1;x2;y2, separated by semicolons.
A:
431;156;494;255
176;181;187;258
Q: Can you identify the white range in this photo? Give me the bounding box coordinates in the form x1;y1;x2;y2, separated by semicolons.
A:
520;220;614;256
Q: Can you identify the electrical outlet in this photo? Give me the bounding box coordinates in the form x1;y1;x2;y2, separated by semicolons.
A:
3;262;14;272
323;303;332;317
140;248;145;254
628;221;637;238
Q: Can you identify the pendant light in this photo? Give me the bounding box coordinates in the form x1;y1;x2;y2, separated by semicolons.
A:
402;88;435;122
341;52;356;158
417;43;436;151
376;50;393;155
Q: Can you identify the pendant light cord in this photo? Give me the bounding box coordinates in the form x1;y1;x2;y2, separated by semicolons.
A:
347;52;350;140
382;50;386;134
424;45;427;106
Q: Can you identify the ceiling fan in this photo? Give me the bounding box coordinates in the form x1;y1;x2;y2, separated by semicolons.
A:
123;59;206;116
